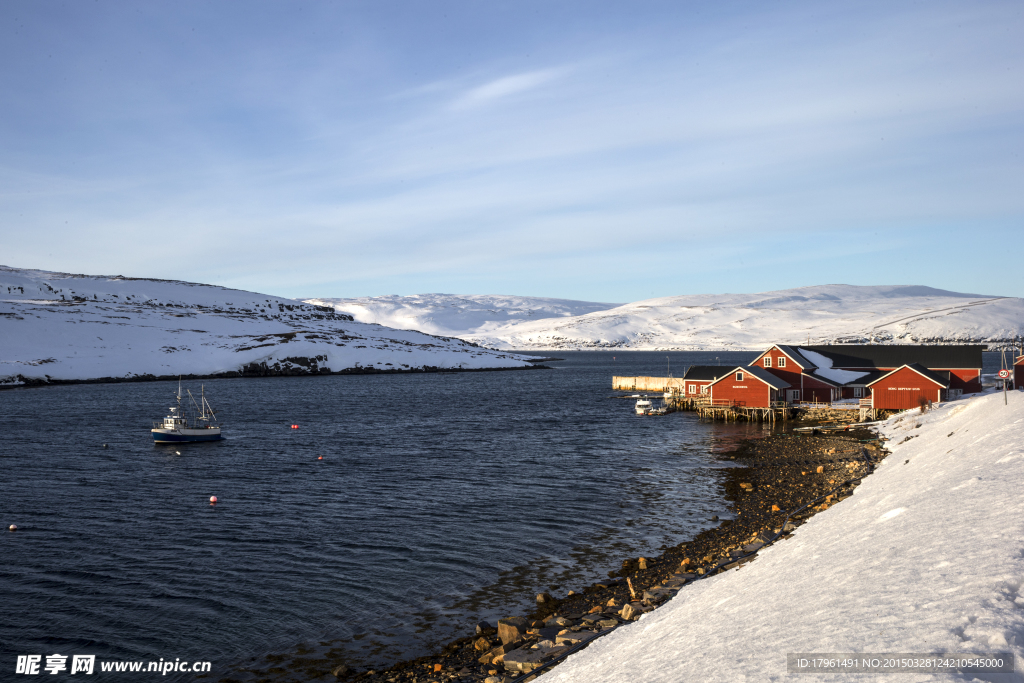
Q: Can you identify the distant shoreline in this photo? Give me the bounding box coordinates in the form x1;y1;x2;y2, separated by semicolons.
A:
0;363;551;391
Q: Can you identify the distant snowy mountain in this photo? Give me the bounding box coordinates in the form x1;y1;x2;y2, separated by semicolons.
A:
464;285;1024;350
302;294;621;337
0;267;535;386
308;285;1024;351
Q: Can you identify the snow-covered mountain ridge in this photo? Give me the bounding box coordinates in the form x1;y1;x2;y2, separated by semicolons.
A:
0;266;535;386
308;285;1024;351
302;293;620;338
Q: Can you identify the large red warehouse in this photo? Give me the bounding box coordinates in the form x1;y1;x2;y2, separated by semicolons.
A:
866;364;949;411
1015;354;1024;390
708;366;790;408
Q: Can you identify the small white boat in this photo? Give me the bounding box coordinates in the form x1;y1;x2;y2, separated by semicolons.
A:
635;396;653;415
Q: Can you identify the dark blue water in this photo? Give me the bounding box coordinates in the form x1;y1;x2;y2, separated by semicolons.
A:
0;350;808;678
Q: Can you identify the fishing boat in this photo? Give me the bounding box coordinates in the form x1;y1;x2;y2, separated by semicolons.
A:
152;381;223;443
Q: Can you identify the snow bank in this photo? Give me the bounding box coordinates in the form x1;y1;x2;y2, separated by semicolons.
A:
0;266;535;385
542;391;1024;682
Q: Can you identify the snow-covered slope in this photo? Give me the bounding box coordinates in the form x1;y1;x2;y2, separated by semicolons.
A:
457;285;1024;351
302;294;620;338
0;266;534;386
543;390;1024;682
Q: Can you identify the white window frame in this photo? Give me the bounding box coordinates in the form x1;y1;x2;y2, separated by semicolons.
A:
701;385;708;395
777;356;786;368
853;387;863;398
763;356;772;367
736;371;744;381
689;384;696;394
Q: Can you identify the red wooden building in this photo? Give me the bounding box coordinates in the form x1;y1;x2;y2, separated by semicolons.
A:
751;343;985;402
800;345;984;394
708;366;790;408
865;364;949;411
1015;354;1024;390
749;344;844;403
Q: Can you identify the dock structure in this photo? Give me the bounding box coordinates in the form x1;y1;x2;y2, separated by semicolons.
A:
688;398;790;423
612;376;684;393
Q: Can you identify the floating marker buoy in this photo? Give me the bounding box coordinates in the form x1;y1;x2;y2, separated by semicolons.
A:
290;424;299;429
209;496;218;504
175;451;181;455
318;455;323;460
102;444;108;448
8;524;16;532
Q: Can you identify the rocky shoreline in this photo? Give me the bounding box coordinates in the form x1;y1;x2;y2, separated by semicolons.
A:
224;427;888;683
0;362;550;390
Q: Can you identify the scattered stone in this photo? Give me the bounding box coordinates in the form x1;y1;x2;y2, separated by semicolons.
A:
741;541;764;553
474;637;492;651
816;465;824;474
606;597;619;607
638;557;647;570
497;617;529;644
596;618;619;629
331;663;351;678
536;592;554;604
476;620;494;634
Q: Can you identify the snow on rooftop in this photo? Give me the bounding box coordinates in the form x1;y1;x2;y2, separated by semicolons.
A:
797;347;870;385
542;390;1024;682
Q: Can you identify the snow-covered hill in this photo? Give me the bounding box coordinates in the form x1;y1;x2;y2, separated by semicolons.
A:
449;285;1024;351
0;267;535;387
302;294;620;338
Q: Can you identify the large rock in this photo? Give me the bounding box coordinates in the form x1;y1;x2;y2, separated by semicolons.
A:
502;644;568;672
555;630;599;646
331;664;351;678
619;602;643;620
497;616;529;644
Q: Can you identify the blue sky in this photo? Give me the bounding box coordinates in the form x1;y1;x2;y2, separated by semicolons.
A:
1;1;1022;301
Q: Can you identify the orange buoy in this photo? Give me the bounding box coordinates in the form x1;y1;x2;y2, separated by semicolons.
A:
210;496;218;504
8;524;16;532
318;455;323;460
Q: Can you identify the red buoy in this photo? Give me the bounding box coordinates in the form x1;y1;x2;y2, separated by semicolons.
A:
291;424;299;429
210;496;218;504
318;455;323;460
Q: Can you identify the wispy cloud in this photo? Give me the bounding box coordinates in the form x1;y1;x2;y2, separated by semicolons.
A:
451;67;568;109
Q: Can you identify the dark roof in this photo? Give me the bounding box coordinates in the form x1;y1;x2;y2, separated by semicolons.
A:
805;371;842;387
840;370;887;387
711;365;791;390
682;365;732;381
866;363;950;388
800;344;984;370
772;344;818;370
